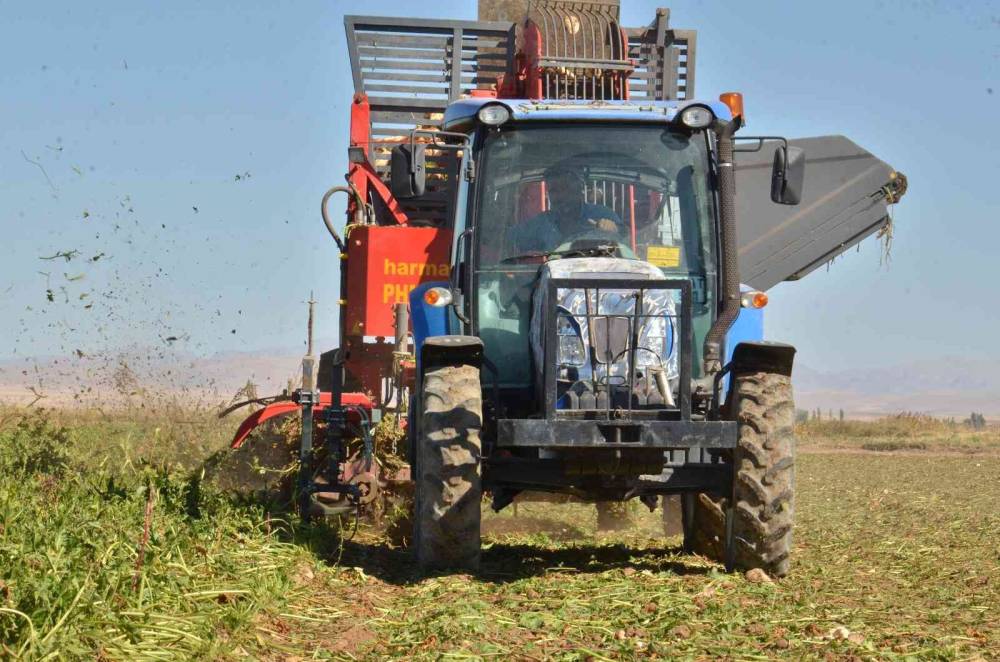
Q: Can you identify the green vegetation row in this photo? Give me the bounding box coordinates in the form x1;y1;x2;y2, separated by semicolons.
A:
2;406;999;659
0;411;346;659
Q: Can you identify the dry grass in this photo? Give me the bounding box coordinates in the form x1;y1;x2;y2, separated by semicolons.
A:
797;412;1000;454
2;407;998;659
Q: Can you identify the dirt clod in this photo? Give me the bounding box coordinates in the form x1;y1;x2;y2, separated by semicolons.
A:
669;624;692;639
331;624;376;653
828;625;851;640
745;568;773;584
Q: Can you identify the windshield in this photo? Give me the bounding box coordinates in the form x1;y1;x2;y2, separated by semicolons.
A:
476;123;715;276
472;123;718;390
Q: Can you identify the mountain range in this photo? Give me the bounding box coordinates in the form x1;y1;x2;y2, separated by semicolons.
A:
1;350;996;419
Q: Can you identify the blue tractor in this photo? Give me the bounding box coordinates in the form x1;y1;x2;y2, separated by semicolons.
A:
313;1;907;576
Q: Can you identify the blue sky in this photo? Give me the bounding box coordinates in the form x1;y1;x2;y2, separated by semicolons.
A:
1;0;998;370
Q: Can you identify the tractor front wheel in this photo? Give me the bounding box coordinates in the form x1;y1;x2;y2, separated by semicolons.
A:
414;363;483;571
686;370;796;577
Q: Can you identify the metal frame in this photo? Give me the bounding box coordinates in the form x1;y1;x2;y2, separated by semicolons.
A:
496;418;736;449
494;276;736;450
344;15;514;226
624;9;696;101
543;277;693;419
484;455;732;498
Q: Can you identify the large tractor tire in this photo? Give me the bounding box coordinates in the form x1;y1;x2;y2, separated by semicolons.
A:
414;363;483;572
686;371;795;577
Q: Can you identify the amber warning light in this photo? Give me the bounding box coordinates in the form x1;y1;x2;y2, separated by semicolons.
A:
741;291;768;309
424;287;453;307
719;92;745;125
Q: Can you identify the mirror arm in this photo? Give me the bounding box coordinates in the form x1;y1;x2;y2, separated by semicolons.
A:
450;229;473;328
733;135;788;153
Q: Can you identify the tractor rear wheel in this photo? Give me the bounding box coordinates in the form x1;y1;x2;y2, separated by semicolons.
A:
686;370;795;577
414;363;483;571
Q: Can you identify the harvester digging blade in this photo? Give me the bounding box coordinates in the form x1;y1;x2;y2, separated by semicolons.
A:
735;135;908;291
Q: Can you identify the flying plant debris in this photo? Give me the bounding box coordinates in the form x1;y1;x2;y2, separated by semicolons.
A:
39;250;79;262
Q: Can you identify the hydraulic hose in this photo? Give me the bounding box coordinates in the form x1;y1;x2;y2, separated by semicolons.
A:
320;186;350;252
703;117;742;375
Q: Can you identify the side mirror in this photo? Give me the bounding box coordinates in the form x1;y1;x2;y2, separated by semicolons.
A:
770;145;805;205
390;143;426;199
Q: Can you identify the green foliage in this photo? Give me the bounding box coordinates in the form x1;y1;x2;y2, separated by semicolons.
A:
0;411;71;477
0;410;329;659
2;408;999;659
965;411;987;430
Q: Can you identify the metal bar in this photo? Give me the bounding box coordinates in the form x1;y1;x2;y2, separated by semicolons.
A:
449;27;463;100
367;96;451;109
628;184;636;251
496;419;737;448
360;58;507;73
348;15;513;32
679;281;692;419
485;459;731;496
676;30;696;99
363;83;449;95
536;56;633;69
371;111;444;123
362;71;449;83
354;35;452;48
357;46;448;58
545;280;559;417
663;44;678;100
344;17;365;91
626;289;642;418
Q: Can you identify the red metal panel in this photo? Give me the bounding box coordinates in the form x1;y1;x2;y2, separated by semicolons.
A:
344;226;452;338
350;93;370;158
229;392;373;449
524;22;543;99
348;94;372;223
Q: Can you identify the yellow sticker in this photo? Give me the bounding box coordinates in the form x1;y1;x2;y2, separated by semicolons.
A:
647;245;681;268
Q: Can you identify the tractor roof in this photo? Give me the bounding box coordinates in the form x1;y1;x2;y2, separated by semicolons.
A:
442;97;731;131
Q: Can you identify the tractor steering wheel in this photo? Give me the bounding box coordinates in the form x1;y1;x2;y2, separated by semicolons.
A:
554;228;638;260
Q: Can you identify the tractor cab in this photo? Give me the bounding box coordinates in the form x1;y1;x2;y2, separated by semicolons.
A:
396;98;740;415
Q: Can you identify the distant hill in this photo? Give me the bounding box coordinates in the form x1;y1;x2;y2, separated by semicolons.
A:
0;349;303;407
793;358;1000;419
2;350;998;419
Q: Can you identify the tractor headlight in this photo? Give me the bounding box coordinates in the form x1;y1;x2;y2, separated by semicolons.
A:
554;288;678;377
678;105;714;129
477;104;511;126
636;314;674;369
557;315;586;367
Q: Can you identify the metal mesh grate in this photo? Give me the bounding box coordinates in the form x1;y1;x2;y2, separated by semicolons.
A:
344;11;696;222
345;16;515;225
625;11;696;101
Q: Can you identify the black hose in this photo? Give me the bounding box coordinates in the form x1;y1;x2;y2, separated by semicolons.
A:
703;118;742;375
320;186;350;252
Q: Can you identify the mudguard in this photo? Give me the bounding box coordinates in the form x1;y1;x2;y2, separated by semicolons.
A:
229;392;373;449
735;135;907;291
421;335;484;370
730;341;796;377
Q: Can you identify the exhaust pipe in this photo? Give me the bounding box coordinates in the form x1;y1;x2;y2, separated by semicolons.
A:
703;118;742;375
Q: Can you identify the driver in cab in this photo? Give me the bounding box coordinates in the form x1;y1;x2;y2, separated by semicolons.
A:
510;166;621;255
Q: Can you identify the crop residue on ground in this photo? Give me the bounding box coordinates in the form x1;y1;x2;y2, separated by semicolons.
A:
1;410;998;659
